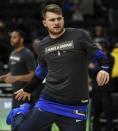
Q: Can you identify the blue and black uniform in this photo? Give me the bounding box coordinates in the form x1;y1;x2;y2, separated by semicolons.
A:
13;28;109;131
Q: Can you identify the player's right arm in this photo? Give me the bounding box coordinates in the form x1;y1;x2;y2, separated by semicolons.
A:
14;64;47;101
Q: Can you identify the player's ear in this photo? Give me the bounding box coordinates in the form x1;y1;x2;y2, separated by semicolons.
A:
42;20;47;27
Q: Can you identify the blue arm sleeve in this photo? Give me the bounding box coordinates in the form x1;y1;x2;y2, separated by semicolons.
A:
23;64;47;93
35;64;47;80
91;49;109;72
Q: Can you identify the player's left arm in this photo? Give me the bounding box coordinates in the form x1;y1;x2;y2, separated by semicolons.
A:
92;49;110;86
80;29;110;86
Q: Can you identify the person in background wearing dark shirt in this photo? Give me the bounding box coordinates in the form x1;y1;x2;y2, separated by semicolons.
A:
6;4;109;131
32;38;41;60
0;30;36;108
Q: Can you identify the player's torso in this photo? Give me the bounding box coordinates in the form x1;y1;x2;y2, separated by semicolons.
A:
40;29;89;101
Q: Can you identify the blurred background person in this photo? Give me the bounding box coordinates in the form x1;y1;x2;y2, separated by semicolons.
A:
31;38;40;59
93;24;111;51
0;30;36;108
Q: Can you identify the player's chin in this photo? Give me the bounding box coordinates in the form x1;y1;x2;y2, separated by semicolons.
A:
54;29;63;34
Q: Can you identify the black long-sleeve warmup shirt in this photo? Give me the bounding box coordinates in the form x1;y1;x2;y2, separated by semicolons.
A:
24;28;108;105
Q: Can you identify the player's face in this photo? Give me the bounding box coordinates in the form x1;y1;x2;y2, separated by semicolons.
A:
43;12;64;35
10;32;21;47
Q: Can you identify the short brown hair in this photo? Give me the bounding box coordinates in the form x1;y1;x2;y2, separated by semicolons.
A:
42;4;63;19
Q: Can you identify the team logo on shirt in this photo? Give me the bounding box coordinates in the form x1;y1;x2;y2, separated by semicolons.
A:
10;56;20;61
9;56;21;65
45;40;74;55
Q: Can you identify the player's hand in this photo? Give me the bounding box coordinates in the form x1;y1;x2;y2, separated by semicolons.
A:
14;88;31;101
96;70;109;86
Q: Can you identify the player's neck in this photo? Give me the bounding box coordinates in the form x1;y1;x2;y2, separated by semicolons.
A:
49;28;65;39
15;44;24;52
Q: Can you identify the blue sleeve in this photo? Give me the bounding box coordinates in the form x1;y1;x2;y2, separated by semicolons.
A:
91;49;109;71
35;64;47;80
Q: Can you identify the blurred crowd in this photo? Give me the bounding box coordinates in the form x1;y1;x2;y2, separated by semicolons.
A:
0;0;118;131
